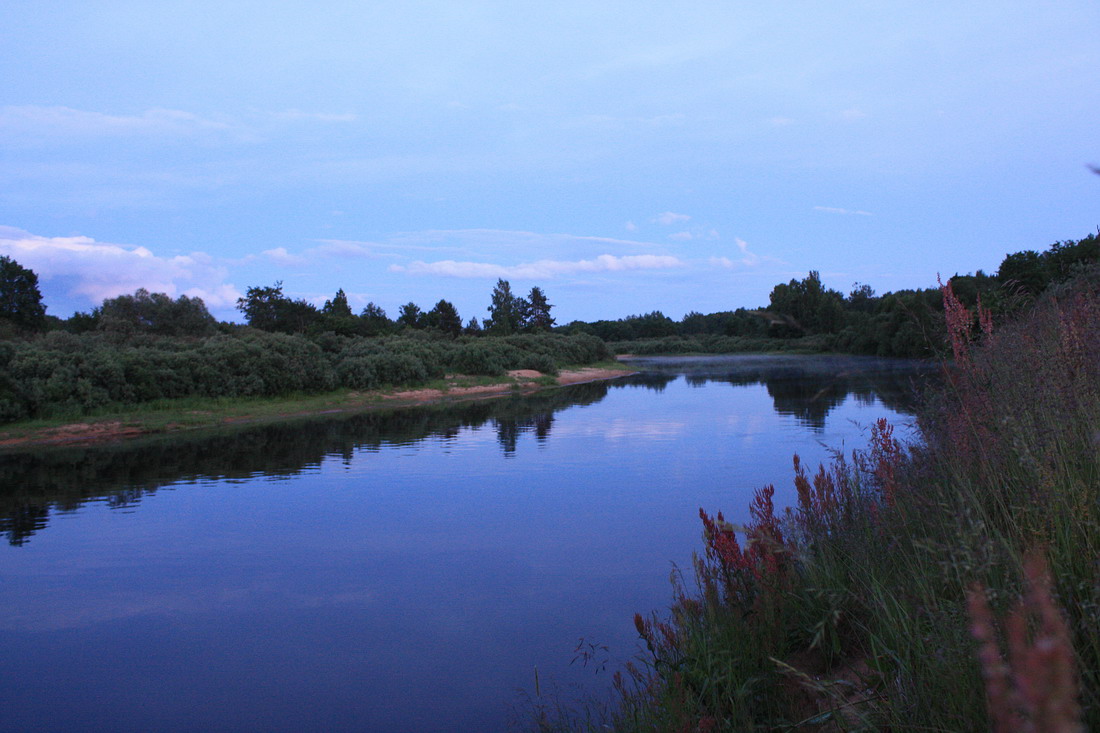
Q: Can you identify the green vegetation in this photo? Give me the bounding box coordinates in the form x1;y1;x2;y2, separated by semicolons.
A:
0;330;609;424
567;231;1099;359
1;232;1094;426
0;255;47;337
545;265;1098;730
0;272;613;425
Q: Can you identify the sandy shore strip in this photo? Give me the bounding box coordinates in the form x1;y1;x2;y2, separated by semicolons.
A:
0;366;636;449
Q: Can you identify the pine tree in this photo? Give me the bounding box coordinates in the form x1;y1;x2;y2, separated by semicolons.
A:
526;287;555;331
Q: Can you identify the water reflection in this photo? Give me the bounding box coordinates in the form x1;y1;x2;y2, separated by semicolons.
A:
622;354;931;429
0;383;612;546
0;355;932;547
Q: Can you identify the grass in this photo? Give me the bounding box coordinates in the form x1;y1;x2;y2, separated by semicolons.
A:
541;269;1099;731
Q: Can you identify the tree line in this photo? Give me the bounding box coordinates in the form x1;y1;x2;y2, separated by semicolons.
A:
0;264;609;423
0;230;1094;423
0;257;556;341
234;279;554;338
564;231;1098;358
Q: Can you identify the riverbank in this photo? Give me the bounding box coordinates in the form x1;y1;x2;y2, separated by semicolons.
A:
0;364;634;450
588;274;1100;730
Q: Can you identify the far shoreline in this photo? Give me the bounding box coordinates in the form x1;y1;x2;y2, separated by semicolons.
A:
0;365;636;451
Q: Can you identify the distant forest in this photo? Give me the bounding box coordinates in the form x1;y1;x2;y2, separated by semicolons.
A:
565;231;1099;358
0;231;1096;423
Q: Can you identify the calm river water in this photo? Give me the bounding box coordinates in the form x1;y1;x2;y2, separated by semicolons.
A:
0;355;932;732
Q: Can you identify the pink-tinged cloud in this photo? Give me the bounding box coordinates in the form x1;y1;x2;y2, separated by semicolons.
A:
0;226;241;308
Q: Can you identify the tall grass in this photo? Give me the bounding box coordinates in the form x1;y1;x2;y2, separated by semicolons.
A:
591;267;1099;731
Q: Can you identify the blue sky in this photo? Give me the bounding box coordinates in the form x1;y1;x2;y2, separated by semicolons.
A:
2;2;1097;324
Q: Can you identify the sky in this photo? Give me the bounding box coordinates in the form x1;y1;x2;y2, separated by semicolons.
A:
1;1;1098;324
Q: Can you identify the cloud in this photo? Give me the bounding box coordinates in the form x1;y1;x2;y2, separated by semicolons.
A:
709;238;765;268
814;206;873;216
839;108;867;121
624;221;638;232
272;109;358;123
0;226;241;309
669;227;719;242
312;238;469;257
392;254;684;279
654;212;691;225
311;240;388;259
0;105;232;141
768;116;795;126
320;229;664;259
261;247;308;265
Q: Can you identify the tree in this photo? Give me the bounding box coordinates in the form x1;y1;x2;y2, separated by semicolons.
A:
464;316;482;335
98;288;216;336
525;287;555;331
486;279;521;335
322;288;353;318
63;310;99;334
768;271;845;335
997;250;1047;296
0;255;47;334
847;283;878;314
397;302;423;329
359;302;392;336
320;288;357;335
428;299;462;337
236;282;319;333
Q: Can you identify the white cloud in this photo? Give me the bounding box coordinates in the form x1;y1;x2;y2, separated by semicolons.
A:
839;108;867;121
669;227;718;242
624;221;638;232
0;226;241;309
322;229;664;258
312;238;463;257
0;105;232;140
392;253;684;279
814;206;873;216
654;212;691;225
261;247;308;265
273;109;358;123
768;116;795;126
709;238;764;268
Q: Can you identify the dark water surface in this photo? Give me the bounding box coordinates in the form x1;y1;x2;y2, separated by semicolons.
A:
0;355;932;732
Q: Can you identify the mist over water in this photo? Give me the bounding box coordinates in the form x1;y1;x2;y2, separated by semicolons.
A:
0;355;933;731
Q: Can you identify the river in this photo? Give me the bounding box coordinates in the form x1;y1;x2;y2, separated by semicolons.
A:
0;354;933;732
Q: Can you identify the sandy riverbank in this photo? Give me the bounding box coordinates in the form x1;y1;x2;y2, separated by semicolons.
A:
0;366;635;450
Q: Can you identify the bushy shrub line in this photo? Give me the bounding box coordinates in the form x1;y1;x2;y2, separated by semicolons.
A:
588;268;1099;731
0;331;609;423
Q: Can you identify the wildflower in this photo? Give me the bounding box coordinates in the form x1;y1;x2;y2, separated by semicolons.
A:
967;551;1084;733
869;418;902;507
940;275;974;367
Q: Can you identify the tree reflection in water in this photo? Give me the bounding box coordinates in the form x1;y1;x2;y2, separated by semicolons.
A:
0;355;933;546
